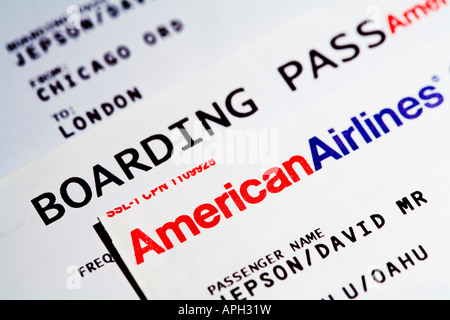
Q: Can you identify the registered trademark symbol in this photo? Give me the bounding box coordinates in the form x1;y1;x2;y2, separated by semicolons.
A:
432;75;440;82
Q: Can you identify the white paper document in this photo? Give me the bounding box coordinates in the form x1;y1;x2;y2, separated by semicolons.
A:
1;0;449;299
